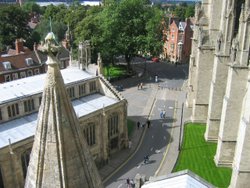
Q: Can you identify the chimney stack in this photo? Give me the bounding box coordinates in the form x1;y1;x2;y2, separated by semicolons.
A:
15;39;24;54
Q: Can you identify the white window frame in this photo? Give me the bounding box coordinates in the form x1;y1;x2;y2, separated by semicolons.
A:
25;58;33;66
12;73;18;80
3;61;12;70
20;72;26;78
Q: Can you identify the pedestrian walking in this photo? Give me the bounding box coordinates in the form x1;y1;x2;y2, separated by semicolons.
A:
155;75;158;83
140;82;143;89
128;140;132;149
137;121;140;129
126;178;130;187
130;179;135;188
160;110;163;118
137;83;140;90
162;109;166;119
147;119;151;128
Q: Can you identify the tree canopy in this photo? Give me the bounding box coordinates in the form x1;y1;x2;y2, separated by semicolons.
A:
0;1;164;70
173;4;195;20
74;0;163;69
0;5;30;51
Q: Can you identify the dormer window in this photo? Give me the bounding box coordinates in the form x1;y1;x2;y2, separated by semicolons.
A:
25;58;33;66
3;61;12;70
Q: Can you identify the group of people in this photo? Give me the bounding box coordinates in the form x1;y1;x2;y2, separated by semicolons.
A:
137;119;151;129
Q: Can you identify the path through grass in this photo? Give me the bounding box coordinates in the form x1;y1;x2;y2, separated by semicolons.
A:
173;123;232;188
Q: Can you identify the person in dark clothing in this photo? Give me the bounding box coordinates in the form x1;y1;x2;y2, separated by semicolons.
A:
137;121;140;129
147;119;151;128
126;178;130;187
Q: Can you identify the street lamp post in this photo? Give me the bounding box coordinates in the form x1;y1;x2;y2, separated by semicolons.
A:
178;102;184;151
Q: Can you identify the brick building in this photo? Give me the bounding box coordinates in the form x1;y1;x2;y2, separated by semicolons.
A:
0;39;70;84
163;18;193;64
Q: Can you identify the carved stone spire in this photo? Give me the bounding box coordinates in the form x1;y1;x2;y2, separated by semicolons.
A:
97;52;103;75
24;32;103;188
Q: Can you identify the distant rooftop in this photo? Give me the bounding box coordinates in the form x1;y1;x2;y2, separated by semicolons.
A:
0;67;94;104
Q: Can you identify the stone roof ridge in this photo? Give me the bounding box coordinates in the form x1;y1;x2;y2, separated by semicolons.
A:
24;32;103;188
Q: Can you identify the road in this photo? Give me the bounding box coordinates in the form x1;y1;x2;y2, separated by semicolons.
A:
105;62;188;188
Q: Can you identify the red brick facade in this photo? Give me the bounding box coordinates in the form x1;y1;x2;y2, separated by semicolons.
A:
0;39;70;84
163;18;193;64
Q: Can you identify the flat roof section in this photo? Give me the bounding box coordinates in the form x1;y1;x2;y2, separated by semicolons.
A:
0;93;118;149
0;67;95;104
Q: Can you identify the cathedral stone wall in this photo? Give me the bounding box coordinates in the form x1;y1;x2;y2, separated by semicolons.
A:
215;66;248;165
192;47;214;122
230;83;250;187
187;0;250;186
205;55;230;141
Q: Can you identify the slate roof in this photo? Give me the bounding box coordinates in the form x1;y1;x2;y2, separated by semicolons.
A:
0;52;41;74
0;67;94;104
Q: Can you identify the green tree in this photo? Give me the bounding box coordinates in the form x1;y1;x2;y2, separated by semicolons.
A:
144;7;163;57
173;6;186;20
74;0;163;70
74;6;103;62
22;1;42;14
0;5;30;51
42;4;68;23
34;19;67;43
100;0;163;70
185;5;195;18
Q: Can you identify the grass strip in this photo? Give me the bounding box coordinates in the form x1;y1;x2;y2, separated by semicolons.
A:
127;119;134;138
173;123;232;188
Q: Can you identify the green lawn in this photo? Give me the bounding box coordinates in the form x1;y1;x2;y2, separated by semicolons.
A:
104;65;127;78
127;119;134;138
173;123;232;188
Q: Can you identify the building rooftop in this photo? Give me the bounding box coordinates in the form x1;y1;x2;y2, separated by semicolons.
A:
142;170;214;188
0;67;94;104
0;93;118;149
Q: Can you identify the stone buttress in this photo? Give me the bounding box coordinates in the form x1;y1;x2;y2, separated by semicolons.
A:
215;0;250;167
205;0;236;141
187;0;223;122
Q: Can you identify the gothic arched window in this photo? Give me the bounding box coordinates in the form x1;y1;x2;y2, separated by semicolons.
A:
108;113;119;139
21;149;31;179
83;123;96;146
